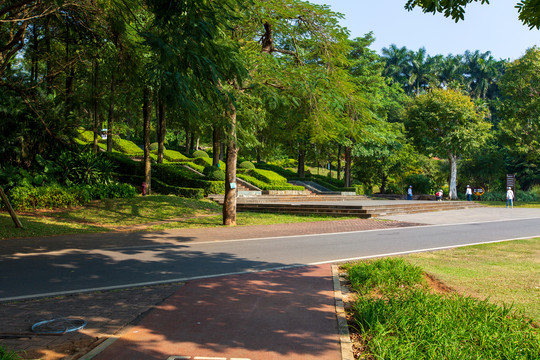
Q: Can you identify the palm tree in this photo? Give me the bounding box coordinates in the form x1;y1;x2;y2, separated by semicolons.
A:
381;44;410;88
407;47;437;95
464;50;501;99
438;54;465;87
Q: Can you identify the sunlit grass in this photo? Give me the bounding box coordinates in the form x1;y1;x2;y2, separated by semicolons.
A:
347;253;540;359
402;238;540;323
0;196;357;238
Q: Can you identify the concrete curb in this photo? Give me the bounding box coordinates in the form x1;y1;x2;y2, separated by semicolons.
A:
332;265;354;360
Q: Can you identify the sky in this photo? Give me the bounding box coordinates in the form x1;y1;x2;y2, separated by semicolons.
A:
308;0;539;60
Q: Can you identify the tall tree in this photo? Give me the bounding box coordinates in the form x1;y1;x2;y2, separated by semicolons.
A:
405;88;491;199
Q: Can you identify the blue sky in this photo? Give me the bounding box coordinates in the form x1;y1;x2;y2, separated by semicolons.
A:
309;0;539;60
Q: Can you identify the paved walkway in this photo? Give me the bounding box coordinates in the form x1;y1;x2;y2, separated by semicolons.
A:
89;265;341;360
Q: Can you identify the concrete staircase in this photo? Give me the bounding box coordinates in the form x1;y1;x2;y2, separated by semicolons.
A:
207;195;484;218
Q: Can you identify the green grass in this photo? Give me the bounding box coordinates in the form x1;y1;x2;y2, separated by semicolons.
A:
0;345;23;360
403;238;540;322
347;255;540;359
0;196;356;239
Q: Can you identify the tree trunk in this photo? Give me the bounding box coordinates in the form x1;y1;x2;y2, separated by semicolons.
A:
223;99;238;226
212;126;220;166
337;144;341;180
45;15;52;94
298;147;306;178
107;71;116;153
64;22;74;123
92;58;99;154
143;87;152;195
220;142;225;161
157;98;166;163
344;146;352;187
190;132;195;152
185;126;190;153
449;154;458;200
380;173;388;194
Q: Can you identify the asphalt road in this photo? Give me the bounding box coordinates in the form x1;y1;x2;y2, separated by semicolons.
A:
1;210;539;302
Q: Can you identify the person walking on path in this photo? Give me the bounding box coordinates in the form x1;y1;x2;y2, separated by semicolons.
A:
466;185;472;201
506;187;514;208
436;189;443;201
407;185;413;200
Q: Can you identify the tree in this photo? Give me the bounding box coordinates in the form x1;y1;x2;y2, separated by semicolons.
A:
497;47;540;189
405;0;540;30
405;88;491;199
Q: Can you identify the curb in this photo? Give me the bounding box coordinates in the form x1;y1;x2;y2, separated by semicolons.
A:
332;265;354;360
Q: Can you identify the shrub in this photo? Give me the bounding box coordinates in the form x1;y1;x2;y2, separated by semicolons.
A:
404;174;435;195
203;166;225;181
149;142;160;151
239;161;255;170
192;150;209;158
102;153;143;176
7;183;136;210
112;137;143;155
163;149;189;162
76;128;96;143
56;151;116;185
249;169;288;185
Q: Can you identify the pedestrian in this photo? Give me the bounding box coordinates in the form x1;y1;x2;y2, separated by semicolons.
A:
407;185;413;200
466;185;472;201
436;189;443;201
506;187;514;208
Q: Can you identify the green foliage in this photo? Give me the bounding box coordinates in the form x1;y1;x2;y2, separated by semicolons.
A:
203;166;225;181
249;169;288;185
239;161;255;169
163;149;189;162
347;257;540;359
102;153;143;176
353;289;540;359
404;174;435;194
7;183;136;211
192;150;209;158
77;128;96;143
56;151;116;185
111;137;143;155
345;258;425;296
149;143;160;151
0;345;23;360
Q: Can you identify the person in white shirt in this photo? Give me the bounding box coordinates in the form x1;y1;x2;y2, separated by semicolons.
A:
466;185;472;201
407;185;413;200
506;187;514;208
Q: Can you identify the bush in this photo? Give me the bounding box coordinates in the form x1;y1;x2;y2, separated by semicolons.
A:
56;151;116;185
239;161;255;170
249;169;288;185
192;150;209;158
102;153;143;176
404;174;435;195
112;137;143;155
7;183;136;210
149;142;160;151
203;166;225;181
162;149;189;162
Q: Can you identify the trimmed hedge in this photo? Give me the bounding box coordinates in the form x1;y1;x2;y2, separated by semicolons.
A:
103;153;144;176
203;166;225;181
112;137;143;156
193;150;209;158
239;161;255;170
7;183;136;211
237;173;304;191
249;169;288;185
163;149;189;162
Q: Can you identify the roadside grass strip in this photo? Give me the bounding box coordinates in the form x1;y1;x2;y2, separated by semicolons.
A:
345;258;540;360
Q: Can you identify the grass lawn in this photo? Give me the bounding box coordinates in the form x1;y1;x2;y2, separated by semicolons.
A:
345;254;540;359
402;238;540;323
0;195;356;239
